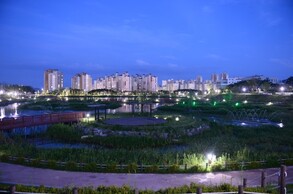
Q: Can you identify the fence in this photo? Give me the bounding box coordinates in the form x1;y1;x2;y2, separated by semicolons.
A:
3;155;293;173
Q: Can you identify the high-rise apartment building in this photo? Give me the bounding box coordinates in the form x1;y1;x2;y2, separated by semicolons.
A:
44;69;64;93
94;72;157;92
71;73;92;92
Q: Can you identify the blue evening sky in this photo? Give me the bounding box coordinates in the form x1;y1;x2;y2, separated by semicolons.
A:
0;0;292;88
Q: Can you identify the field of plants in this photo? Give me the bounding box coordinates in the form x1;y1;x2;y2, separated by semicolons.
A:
0;94;292;173
1;182;283;194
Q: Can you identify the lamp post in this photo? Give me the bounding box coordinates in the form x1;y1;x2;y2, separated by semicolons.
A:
86;113;90;123
206;153;216;169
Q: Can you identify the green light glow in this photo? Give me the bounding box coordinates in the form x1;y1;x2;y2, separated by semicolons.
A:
213;101;217;106
235;102;239;106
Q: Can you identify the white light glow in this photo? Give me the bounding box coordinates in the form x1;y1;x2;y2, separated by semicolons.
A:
207;153;216;163
0;108;5;120
243;100;248;104
175;117;179;121
280;86;285;92
242;87;247;92
266;102;273;106
278;123;284;128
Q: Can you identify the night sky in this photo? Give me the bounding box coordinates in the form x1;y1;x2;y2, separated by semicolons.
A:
0;0;293;88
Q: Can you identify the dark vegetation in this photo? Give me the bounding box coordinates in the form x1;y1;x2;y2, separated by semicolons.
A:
0;182;282;194
0;93;292;173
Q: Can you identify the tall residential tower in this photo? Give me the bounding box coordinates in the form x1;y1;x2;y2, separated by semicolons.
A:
44;69;64;93
71;72;92;92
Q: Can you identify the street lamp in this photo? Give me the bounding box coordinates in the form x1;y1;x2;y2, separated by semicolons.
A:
242;87;247;93
206;153;216;168
86;113;90;123
280;86;285;92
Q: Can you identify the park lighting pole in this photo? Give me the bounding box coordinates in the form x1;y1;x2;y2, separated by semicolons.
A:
206;153;216;169
86;113;90;123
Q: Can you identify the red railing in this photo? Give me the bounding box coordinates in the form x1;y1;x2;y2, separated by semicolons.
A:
0;112;85;131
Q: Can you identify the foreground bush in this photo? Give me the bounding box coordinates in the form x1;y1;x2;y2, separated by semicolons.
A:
0;183;274;194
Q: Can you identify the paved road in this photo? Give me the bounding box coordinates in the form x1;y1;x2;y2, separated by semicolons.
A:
0;163;292;191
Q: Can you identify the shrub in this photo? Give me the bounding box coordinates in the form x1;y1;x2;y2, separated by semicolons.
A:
15;157;25;165
127;163;138;173
227;162;240;171
84;162;97;172
106;163;117;172
247;161;262;169
284;159;293;166
0;154;9;162
65;161;77;171
30;158;41;167
188;165;202;173
265;159;279;168
47;160;57;169
145;165;159;173
167;164;179;173
211;163;224;171
216;183;234;192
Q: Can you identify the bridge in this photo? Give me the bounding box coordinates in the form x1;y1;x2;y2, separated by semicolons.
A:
0;112;85;131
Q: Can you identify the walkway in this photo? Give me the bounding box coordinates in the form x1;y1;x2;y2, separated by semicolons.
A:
0;112;85;131
0;163;292;191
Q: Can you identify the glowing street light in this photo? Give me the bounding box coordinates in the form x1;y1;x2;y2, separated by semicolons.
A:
242;87;247;92
175;117;180;121
243;100;248;104
280;86;285;92
206;153;216;166
86;113;90;123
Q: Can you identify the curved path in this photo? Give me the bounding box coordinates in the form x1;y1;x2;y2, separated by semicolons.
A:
0;163;292;191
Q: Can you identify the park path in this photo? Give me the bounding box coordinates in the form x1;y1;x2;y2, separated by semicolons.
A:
0;162;292;191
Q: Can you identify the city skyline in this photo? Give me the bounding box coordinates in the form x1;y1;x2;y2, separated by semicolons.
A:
1;0;293;88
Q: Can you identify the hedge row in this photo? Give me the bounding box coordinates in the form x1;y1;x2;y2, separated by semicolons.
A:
0;182;272;194
1;154;293;174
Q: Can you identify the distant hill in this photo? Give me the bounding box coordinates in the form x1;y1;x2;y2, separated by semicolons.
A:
227;78;279;93
283;76;293;86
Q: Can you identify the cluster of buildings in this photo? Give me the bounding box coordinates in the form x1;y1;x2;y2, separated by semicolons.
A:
94;72;157;92
162;73;242;92
44;70;157;93
44;69;280;94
